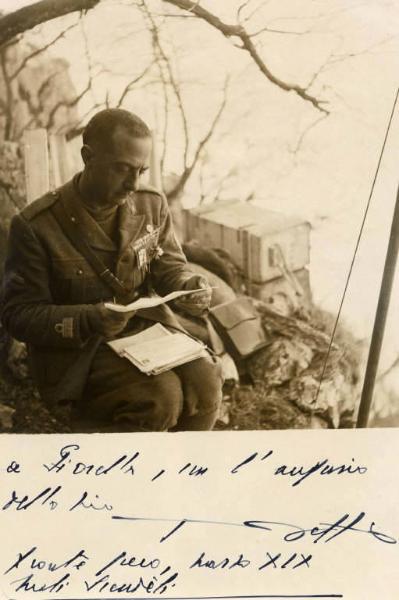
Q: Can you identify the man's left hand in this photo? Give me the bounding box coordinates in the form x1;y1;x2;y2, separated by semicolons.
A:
174;275;212;317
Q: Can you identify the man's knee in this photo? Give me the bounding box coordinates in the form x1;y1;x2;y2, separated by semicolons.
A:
147;371;184;430
177;355;223;417
196;355;223;387
87;369;184;432
196;356;223;414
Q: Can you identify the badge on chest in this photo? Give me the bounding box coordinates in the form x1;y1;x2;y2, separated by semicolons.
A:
137;247;147;270
132;225;161;274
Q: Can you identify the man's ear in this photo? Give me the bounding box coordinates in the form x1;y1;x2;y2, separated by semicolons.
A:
81;144;93;165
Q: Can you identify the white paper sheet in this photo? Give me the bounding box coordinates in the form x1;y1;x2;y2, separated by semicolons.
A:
0;429;398;600
104;289;204;313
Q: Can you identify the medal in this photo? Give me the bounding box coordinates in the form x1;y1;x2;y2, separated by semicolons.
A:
137;248;147;270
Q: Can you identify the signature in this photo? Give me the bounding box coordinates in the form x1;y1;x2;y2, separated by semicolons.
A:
112;511;397;546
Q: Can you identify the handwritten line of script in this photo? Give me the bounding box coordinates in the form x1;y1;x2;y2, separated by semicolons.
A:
37;594;344;599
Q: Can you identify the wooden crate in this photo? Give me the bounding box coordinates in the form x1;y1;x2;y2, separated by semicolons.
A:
184;200;310;284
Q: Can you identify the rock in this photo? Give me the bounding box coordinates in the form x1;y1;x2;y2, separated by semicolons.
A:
229;385;324;430
309;415;329;429
247;339;313;386
217;401;231;426
6;339;29;380
289;373;352;428
226;301;360;429
0;403;15;430
263;290;297;317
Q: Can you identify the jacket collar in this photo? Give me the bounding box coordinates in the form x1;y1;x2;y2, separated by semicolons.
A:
58;175;147;253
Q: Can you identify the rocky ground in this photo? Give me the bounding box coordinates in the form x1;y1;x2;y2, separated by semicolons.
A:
0;299;364;434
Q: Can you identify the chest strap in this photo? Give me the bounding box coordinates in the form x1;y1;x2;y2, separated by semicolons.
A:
51;200;129;297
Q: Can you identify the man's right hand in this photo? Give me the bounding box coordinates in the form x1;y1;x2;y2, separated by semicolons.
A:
88;303;135;339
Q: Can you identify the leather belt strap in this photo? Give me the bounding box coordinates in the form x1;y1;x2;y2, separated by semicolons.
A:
51;200;129;297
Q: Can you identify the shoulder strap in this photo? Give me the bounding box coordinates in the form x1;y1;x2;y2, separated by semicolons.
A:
51;200;128;297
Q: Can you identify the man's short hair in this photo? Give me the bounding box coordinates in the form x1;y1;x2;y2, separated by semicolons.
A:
83;108;151;149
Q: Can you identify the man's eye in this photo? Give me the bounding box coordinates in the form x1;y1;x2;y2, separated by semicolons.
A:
114;164;131;174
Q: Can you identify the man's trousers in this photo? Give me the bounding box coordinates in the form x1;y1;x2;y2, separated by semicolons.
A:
73;342;223;432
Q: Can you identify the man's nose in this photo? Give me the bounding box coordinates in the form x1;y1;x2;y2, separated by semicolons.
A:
124;171;140;192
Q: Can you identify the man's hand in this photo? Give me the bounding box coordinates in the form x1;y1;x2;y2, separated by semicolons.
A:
88;303;136;339
174;275;212;317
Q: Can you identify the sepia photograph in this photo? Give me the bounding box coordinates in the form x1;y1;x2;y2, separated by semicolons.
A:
1;3;399;599
0;0;399;434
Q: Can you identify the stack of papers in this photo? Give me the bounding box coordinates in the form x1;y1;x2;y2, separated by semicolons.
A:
108;323;207;375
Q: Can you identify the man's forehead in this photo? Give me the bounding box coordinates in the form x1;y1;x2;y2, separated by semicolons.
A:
97;127;152;162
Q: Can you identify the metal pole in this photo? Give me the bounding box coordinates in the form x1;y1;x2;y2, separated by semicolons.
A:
357;183;399;427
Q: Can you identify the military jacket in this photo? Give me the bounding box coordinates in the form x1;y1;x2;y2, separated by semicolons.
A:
1;176;194;404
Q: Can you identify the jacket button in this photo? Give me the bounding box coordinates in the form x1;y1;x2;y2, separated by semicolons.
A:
71;216;76;223
76;268;83;275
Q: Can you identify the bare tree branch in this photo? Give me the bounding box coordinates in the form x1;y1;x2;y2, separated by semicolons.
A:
9;21;79;80
322;35;396;71
79;12;97;101
0;0;334;113
141;0;190;167
288;113;329;156
140;0;171;171
116;59;155;107
200;163;240;205
0;0;100;48
240;0;273;23
65;101;107;139
250;25;311;37
147;28;170;172
162;0;329;113
150;12;198;20
167;77;229;201
237;1;252;23
377;355;399;382
0;47;14;140
304;34;396;97
0;177;22;210
1;35;22;52
37;70;60;100
47;16;99;132
15;68;65;138
46;80;92;130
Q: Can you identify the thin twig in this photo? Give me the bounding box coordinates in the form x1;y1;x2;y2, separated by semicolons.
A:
116;60;155;107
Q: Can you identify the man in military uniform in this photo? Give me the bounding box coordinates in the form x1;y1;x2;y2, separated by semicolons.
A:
1;108;222;432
